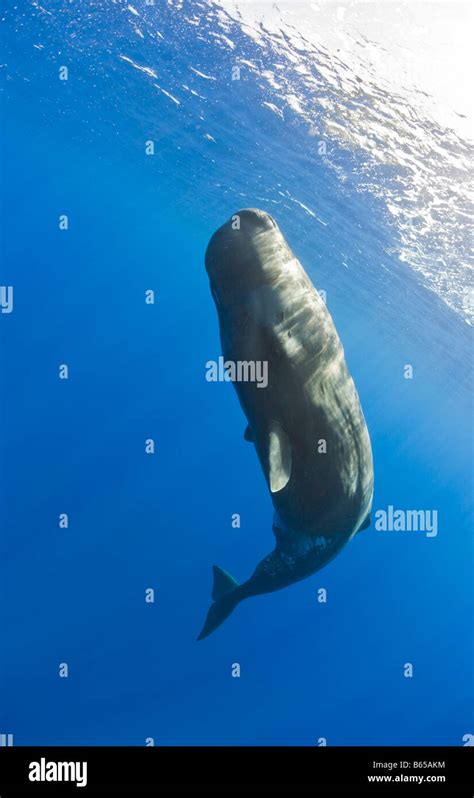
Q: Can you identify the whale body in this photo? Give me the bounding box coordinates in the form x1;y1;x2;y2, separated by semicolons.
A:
198;208;374;640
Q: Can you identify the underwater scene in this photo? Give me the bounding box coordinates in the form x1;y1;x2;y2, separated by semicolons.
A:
1;0;473;746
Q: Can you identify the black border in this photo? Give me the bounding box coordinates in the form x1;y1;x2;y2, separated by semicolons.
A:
0;746;472;795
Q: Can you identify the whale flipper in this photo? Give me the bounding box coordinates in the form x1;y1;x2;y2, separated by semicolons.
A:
267;421;292;493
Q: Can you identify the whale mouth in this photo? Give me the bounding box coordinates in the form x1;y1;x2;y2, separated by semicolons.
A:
210;282;221;307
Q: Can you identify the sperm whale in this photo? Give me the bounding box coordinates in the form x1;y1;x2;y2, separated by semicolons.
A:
198;208;374;640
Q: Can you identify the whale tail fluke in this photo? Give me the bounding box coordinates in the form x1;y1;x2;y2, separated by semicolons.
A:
211;565;239;600
197;566;241;641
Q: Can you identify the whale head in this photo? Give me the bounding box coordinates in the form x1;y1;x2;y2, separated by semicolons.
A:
205;208;289;309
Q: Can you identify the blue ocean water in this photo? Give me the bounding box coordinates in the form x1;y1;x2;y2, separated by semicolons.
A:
1;1;472;746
